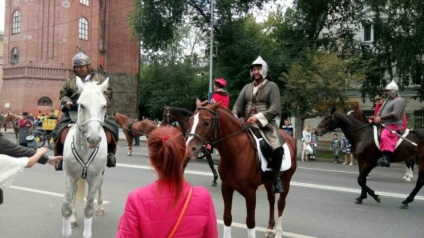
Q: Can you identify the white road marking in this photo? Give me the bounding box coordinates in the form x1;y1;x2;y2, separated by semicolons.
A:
10;185;110;204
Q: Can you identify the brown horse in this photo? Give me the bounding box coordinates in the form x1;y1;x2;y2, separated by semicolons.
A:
162;105;219;186
347;105;416;182
317;107;424;209
4;113;21;142
114;113;158;156
186;102;297;238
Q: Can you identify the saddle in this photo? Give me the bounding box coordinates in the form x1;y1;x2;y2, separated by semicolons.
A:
372;125;410;150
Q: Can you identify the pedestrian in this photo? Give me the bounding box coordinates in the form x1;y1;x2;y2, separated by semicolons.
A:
301;124;312;162
51;51;119;170
281;119;294;137
331;133;341;164
341;135;353;165
17;112;33;147
310;128;319;160
116;126;218;237
232;56;285;193
373;80;406;167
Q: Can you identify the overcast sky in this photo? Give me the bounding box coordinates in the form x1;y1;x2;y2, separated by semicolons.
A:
0;0;5;33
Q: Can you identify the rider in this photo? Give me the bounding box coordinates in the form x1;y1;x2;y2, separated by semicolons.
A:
373;80;406;167
51;51;119;170
196;78;230;108
232;56;285;193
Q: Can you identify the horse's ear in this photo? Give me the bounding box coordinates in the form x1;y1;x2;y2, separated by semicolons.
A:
211;102;221;110
331;106;336;114
98;77;109;93
76;76;85;91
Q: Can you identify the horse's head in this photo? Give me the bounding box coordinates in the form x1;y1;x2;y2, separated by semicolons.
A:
162;105;174;125
186;102;221;158
347;105;368;124
316;106;339;136
76;76;109;148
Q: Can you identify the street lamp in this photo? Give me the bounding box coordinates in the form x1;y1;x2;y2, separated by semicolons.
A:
208;0;214;100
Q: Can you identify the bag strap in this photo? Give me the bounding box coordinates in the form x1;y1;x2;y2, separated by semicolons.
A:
168;187;192;238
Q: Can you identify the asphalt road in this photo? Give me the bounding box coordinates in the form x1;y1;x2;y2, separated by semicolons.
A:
0;132;423;238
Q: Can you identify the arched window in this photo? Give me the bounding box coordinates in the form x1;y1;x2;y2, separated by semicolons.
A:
37;97;53;106
79;18;89;40
80;0;89;6
12;10;21;34
11;47;19;64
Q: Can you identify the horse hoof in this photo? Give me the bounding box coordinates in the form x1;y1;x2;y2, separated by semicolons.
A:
96;208;105;216
265;228;275;238
399;203;409;209
127;153;132;156
71;221;77;228
355;200;362;204
211;182;217;187
374;195;381;203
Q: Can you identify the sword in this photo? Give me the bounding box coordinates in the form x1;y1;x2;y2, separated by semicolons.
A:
381;124;417;146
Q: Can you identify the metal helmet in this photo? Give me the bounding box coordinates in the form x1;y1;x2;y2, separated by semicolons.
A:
72;51;91;67
250;56;268;79
215;78;227;88
383;80;399;98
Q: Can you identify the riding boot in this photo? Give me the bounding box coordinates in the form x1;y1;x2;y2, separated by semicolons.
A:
377;151;392;167
272;147;284;193
106;133;117;168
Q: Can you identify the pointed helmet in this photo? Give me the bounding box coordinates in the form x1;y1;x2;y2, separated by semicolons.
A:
250;56;268;78
72;51;91;67
383;80;399;98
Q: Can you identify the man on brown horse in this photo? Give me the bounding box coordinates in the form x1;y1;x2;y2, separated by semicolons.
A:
373;80;406;167
51;51;119;170
232;56;285;193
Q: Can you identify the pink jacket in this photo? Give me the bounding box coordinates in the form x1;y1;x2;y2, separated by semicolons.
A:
116;180;218;238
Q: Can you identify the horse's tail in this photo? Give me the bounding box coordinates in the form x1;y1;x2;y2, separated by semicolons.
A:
76;179;86;206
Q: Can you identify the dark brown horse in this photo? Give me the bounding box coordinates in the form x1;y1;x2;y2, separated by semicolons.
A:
4;113;21;142
317;107;424;208
347;105;416;182
114;113;158;156
162;105;219;186
186;102;297;238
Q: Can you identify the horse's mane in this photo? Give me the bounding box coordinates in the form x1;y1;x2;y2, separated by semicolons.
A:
335;111;367;128
168;106;193;117
205;103;243;129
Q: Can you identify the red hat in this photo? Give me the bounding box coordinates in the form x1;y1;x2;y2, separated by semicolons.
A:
215;78;227;88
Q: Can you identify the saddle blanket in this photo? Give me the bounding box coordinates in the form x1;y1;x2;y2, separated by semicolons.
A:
373;126;409;150
252;134;291;172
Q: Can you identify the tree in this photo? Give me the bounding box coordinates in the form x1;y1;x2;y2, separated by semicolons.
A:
281;51;364;138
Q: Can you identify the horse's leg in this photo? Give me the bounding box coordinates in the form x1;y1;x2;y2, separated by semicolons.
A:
95;178;104;216
356;166;380;204
221;182;235;238
400;163;424;209
62;174;78;238
204;149;218;186
83;176;103;238
403;157;415;183
244;189;257;238
273;172;293;238
124;132;133;156
264;182;276;238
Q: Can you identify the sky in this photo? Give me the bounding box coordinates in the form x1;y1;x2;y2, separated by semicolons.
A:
0;0;4;33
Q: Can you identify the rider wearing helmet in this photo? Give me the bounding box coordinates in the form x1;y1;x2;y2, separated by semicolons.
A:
51;51;119;169
232;56;285;193
196;78;230;109
373;80;406;167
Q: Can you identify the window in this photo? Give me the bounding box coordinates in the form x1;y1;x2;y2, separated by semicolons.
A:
79;18;89;40
12;10;21;34
363;25;372;42
80;0;89;6
37;97;53;106
11;47;19;64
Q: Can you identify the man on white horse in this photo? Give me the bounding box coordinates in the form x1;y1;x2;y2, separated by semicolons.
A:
52;51;119;170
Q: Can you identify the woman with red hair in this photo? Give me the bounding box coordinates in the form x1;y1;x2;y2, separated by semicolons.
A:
116;126;218;238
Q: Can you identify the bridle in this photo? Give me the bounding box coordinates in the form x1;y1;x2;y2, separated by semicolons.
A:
188;106;251;146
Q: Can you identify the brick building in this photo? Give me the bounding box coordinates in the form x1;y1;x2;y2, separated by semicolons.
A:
0;0;140;118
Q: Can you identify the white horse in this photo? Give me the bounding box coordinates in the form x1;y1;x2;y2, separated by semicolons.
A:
61;76;109;238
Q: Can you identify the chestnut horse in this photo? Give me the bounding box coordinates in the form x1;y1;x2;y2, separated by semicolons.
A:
4;113;21;142
347;105;416;182
317;107;424;209
114;113;158;156
186;102;297;238
162;105;219;186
